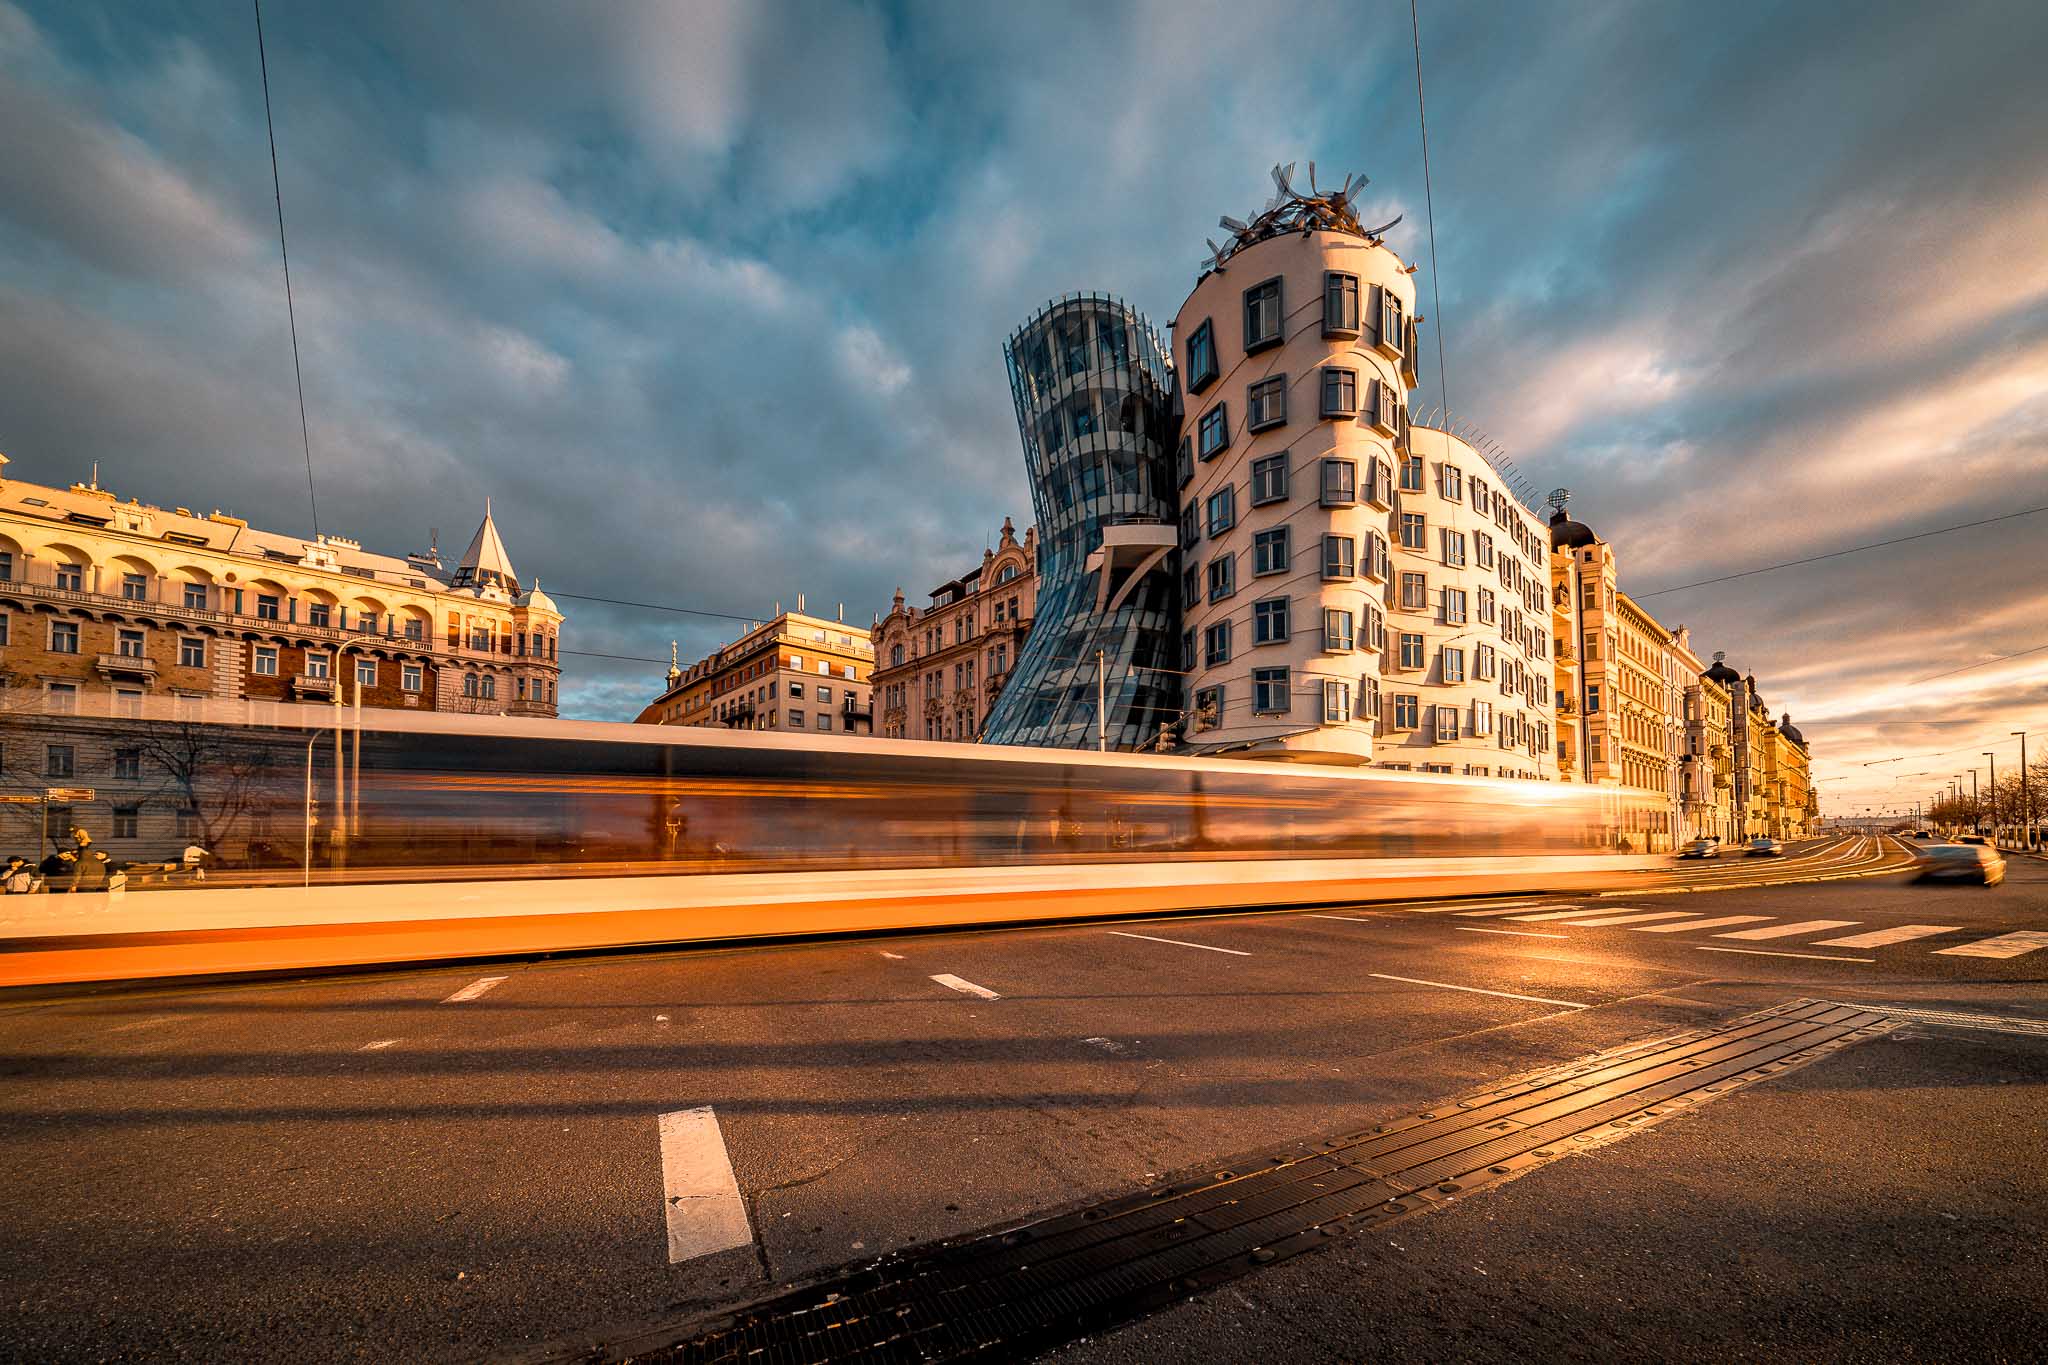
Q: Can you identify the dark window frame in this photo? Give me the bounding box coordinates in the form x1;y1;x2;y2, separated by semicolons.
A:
1250;453;1288;505
1319;366;1359;418
1322;271;1360;337
1242;277;1283;354
1246;374;1287;432
1185;319;1219;392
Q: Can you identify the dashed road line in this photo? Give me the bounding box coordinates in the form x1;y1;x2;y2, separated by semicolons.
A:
442;975;508;1003
1105;930;1251;957
1406;900;1545;914
1453;927;1567;939
1715;920;1859;941
1509;907;1612;922
879;951;905;960
1454;905;1561;918
1632;915;1771;933
657;1106;754;1264
930;973;1001;1000
1367;972;1589;1010
359;1039;399;1051
1306;914;1377;924
1816;925;1961;949
1694;946;1874;964
1934;930;2048;960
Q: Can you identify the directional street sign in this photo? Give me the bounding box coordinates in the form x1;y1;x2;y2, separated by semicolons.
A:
0;795;43;805
44;788;96;802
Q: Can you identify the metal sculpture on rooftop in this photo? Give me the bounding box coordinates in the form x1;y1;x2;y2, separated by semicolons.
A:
1200;161;1403;277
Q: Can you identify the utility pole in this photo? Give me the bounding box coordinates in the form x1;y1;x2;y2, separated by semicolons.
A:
1984;751;1997;845
2018;731;2032;850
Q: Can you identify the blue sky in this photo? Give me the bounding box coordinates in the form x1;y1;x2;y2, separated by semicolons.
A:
1;0;2044;814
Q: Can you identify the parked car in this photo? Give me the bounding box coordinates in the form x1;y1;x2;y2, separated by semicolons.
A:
1745;837;1784;857
1678;837;1721;859
1956;834;1990;846
1914;842;2005;886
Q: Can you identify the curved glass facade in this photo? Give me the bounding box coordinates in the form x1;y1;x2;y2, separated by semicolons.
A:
982;294;1183;750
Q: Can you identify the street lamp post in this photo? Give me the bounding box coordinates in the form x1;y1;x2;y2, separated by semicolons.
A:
1984;751;1997;846
2018;731;2032;851
1970;768;1980;835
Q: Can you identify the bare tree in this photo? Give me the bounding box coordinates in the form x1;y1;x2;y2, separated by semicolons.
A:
130;721;288;857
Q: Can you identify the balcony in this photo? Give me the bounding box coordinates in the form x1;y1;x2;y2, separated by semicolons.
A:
94;651;157;682
291;672;336;698
840;698;873;722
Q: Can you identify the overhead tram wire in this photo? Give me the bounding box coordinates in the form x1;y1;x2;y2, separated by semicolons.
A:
1410;0;1450;423
1633;503;2048;600
252;0;319;540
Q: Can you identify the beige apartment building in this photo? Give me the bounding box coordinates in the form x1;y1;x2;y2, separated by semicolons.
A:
636;604;874;736
0;453;563;862
1170;175;1554;774
1678;637;1737;843
871;519;1037;742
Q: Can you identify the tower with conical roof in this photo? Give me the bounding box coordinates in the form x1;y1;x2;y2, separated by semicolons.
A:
451;499;520;598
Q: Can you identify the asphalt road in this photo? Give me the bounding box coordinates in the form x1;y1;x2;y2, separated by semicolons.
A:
2;837;2043;1362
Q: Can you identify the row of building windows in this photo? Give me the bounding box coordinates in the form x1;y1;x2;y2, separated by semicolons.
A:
1186;273;1407;397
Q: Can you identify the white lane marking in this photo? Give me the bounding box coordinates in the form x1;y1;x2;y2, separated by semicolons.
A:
1715;920;1858;941
359;1039;399;1051
1560;910;1700;928
1817;925;1962;948
442;975;508;1003
1507;907;1607;922
1453;905;1560;918
1367;972;1588;1010
1632;915;1771;933
1105;930;1251;957
1307;914;1379;924
1454;927;1567;939
1081;1036;1127;1054
879;951;905;960
930;973;1001;999
1695;946;1875;964
1935;931;2048;960
1407;901;1542;914
658;1106;754;1264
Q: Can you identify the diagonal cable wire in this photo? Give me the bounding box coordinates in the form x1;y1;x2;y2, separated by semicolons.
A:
1410;0;1449;421
253;0;319;539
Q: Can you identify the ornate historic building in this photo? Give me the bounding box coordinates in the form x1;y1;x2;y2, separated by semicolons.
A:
0;453;563;863
870;519;1037;742
635;604;874;736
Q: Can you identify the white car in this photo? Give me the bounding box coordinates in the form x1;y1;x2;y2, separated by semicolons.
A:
1914;843;2005;886
1744;837;1784;857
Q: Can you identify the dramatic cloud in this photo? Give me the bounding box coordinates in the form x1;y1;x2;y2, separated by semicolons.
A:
1;0;2043;815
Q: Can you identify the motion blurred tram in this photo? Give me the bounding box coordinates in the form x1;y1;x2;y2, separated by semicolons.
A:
0;705;1665;986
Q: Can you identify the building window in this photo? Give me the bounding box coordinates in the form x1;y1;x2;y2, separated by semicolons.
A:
1204;620;1232;667
1476;643;1497;680
1587;684;1602;714
55;563;83;591
1399;571;1428;611
0;551;11;581
1443;646;1466;683
252;646;279;676
307;601;331;628
402;663;422;692
1319;459;1357;507
178;636;205;668
1323;679;1352;723
817;714;832;731
112;806;139;839
1323;608;1355;652
1250;453;1288;505
115;628;144;658
1323;272;1360;336
1442;529;1467;567
1205;486;1236;537
1362;603;1386;652
1377;287;1405;357
120;572;148;602
1322;534;1356;580
172;581;203;611
305;651;331;680
1206;553;1237;603
1393;693;1420;730
1589;735;1604;763
1186;319;1218;391
50;620;80;654
1365;531;1390;581
1319;366;1358;418
1441;465;1463;501
1476;532;1495;569
1399;511;1426;550
1479;587;1497;624
1178;503;1200;550
1436;704;1461;742
790;709;806;728
1181;629;1197;672
1444;587;1468;625
1253;597;1290;645
1197;405;1229;460
1399;632;1425;670
1182;564;1201;610
790;682;806;700
355;659;377;688
1252;667;1290;715
1399;454;1424;492
462;673;478;698
1361;675;1381;722
46;744;74;778
819;685;834;704
1176;437;1194;489
1472;700;1494;736
1247;375;1287;432
1253;528;1290;576
115;688;142;718
1243;278;1282;352
1194;685;1223;730
256;594;281;620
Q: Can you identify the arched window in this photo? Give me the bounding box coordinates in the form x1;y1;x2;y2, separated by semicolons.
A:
481;675;496;700
995;563;1018;585
890;644;904;666
463;673;478;698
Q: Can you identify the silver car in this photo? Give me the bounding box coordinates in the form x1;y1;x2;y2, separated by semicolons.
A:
1914;843;2006;886
1745;837;1783;857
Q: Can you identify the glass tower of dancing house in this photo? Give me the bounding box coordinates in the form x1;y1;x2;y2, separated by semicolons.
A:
981;294;1184;750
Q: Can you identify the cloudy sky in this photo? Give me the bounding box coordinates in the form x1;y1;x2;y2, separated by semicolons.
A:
2;0;2044;815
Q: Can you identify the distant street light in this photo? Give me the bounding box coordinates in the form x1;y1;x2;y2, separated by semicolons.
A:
2018;731;2033;851
1984;751;1997;846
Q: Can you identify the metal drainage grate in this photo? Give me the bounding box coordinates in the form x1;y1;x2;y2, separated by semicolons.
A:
603;1000;1895;1365
1818;1001;2048;1039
